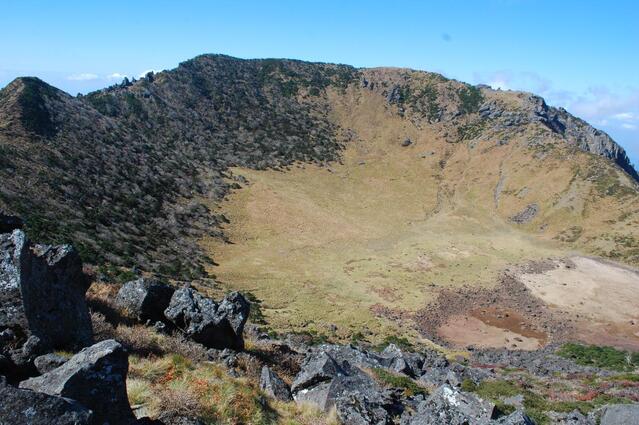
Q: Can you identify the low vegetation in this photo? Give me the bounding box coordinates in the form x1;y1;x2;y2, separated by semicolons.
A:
127;354;336;425
370;368;428;397
557;343;639;372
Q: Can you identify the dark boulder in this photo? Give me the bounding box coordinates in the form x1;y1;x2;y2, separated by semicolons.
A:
379;343;424;378
20;339;135;425
292;349;396;424
116;278;175;323
497;410;536;424
547;409;590;424
400;384;496;424
34;353;68;374
164;288;249;350
0;376;93;425
0;212;23;233
0;230;92;378
599;404;639;425
291;351;345;395
259;366;292;401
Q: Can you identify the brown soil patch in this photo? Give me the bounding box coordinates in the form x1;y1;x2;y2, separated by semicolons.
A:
471;307;548;343
438;314;543;350
417;272;573;350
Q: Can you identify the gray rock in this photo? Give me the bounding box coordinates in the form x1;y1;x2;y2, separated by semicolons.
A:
34;353;68;374
402;138;412;147
164;288;250;350
291;351;345;394
20;339;135;425
292;349;395;424
599;404;639;425
548;409;592;424
1;231;92;376
309;344;384;370
497;410;536;424
401;384;496;425
260;366;292;401
116;278;175;323
336;390;391;425
379;344;424;378
0;376;93;425
510;204;539;224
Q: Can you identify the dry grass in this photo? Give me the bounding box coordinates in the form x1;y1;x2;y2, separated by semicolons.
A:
127;354;337;425
199;86;639;345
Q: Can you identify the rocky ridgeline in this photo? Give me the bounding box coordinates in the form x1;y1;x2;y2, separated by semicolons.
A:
1;55;637;283
1;218;638;424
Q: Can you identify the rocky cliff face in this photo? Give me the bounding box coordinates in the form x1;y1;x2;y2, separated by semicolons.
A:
0;55;636;279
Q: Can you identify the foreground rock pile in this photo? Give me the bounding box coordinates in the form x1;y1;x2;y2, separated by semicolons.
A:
0;221;250;424
1;221;638;424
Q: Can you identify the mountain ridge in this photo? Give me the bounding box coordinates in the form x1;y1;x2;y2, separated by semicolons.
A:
0;54;637;282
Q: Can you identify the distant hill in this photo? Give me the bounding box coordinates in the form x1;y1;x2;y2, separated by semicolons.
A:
0;54;637;284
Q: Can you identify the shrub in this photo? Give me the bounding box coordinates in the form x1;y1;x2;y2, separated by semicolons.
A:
370;368;427;397
557;343;639;372
457;85;484;114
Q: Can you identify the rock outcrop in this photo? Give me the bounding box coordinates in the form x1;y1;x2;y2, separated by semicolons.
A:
291;349;398;424
599;404;639;425
34;353;68;374
259;366;292;401
0;230;92;377
0;376;93;425
116;278;175;323
20;339;135;425
400;384;497;424
164;288;250;350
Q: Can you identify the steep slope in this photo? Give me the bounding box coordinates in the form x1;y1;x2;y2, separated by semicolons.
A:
0;56;638;348
0;56;359;278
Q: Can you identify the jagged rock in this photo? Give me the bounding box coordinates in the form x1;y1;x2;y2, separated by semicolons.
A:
599;404;639;425
401;384;496;424
34;353;68;374
335;391;391;425
0;212;22;233
292;349;395;424
547;409;591;424
0;376;93;424
20;339;135;425
419;363;492;388
309;344;384;370
0;230;92;377
116;278;175;323
510;204;539;224
164;288;250;350
291;351;344;394
497;410;536;424
260;366;292;401
379;344;424;378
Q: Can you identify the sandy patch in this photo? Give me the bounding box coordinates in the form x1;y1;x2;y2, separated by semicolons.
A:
517;256;639;349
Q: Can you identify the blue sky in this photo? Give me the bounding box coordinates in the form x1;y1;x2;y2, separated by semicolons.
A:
1;0;638;165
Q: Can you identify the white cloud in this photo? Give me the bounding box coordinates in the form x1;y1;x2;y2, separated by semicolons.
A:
622;123;637;130
67;73;99;81
138;69;162;78
473;70;552;96
612;112;635;121
488;80;510;90
106;72;128;81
